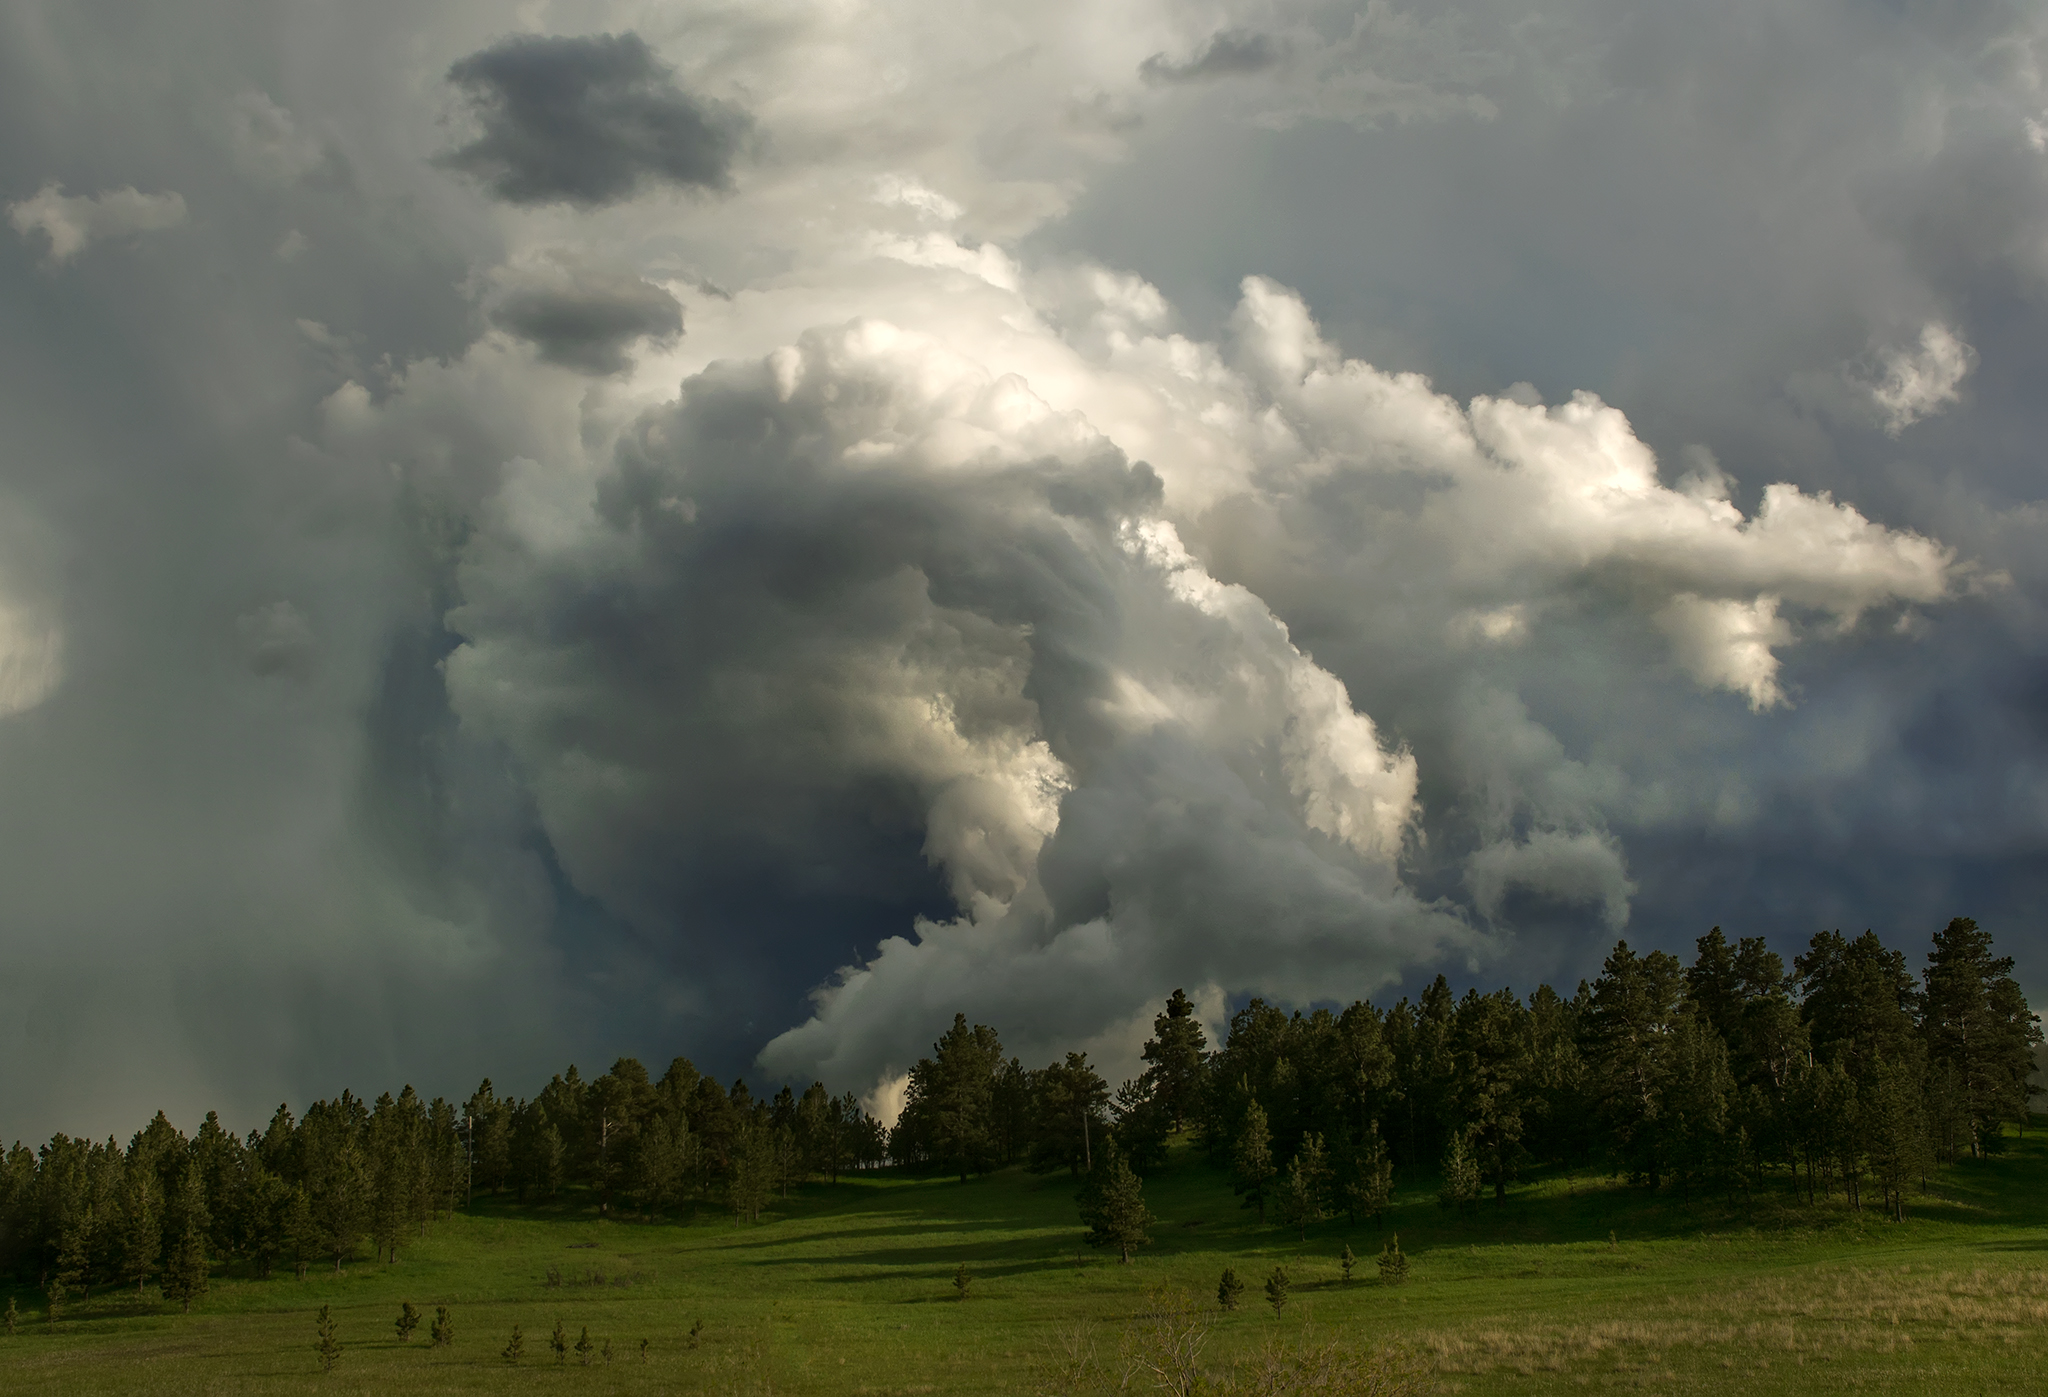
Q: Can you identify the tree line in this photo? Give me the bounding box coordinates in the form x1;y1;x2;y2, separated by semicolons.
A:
0;1057;889;1307
2;916;2035;1307
889;918;2040;1236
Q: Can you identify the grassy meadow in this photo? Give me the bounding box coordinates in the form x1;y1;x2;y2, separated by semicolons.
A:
4;1125;2046;1395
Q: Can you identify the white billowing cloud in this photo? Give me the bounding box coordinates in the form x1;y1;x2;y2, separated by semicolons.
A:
1657;594;1795;710
429;308;1457;1090
7;182;187;265
1870;322;1975;435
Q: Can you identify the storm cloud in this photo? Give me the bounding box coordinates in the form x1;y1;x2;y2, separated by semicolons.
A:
441;32;746;207
487;258;683;373
1;0;2045;1140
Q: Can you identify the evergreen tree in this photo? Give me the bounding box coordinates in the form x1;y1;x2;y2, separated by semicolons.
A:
160;1162;210;1313
1582;942;1684;1186
1340;1243;1357;1284
1139;989;1210;1133
1451;987;1534;1201
1263;1266;1289;1317
1278;1133;1331;1240
314;1305;340;1372
1231;1100;1275;1222
1078;1150;1154;1262
1217;1268;1244;1311
575;1325;595;1365
502;1324;524;1365
1377;1235;1409;1285
550;1317;569;1363
396;1301;421;1342
1437;1131;1479;1209
1797;930;1919;1086
1864;1052;1928;1221
953;1263;972;1300
118;1166;161;1295
1659;1012;1734;1200
1027;1052;1111;1175
431;1305;454;1348
1340;1121;1394;1227
1922;917;2043;1156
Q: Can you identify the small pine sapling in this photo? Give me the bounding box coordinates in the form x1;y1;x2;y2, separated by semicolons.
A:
639;1337;650;1363
1340;1243;1357;1284
44;1280;63;1324
395;1301;420;1342
550;1318;568;1363
575;1326;594;1365
1264;1266;1289;1317
1377;1234;1409;1286
4;1296;15;1334
315;1304;341;1372
430;1305;453;1348
602;1337;614;1365
687;1318;706;1349
954;1264;972;1300
1217;1268;1245;1311
502;1324;525;1365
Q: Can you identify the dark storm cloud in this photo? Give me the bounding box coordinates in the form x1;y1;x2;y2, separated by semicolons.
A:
441;32;747;207
488;263;682;374
1139;30;1286;86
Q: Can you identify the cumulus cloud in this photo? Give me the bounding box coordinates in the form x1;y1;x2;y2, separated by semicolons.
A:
485;256;683;374
8;183;186;265
440;32;748;207
1869;323;1975;435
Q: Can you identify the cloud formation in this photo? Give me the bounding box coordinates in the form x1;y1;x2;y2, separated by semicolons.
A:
441;33;747;207
8;183;186;265
1;0;2045;1139
486;256;684;374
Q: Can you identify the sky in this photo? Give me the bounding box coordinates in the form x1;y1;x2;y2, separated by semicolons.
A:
2;0;2045;1141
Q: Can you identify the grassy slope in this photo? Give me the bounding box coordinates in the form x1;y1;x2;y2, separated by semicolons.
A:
3;1125;2045;1395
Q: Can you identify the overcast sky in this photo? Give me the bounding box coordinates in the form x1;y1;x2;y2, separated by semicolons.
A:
3;0;2044;1140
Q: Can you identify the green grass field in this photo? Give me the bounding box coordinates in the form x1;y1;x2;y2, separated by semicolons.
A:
5;1126;2046;1395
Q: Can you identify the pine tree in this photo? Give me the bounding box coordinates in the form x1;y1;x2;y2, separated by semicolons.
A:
1377;1235;1409;1286
5;1296;16;1334
161;1163;211;1314
1438;1132;1479;1209
430;1305;454;1348
1263;1266;1289;1317
395;1301;421;1342
1217;1268;1244;1311
1079;1150;1154;1262
119;1168;162;1295
575;1326;594;1365
1232;1099;1275;1223
953;1263;972;1300
1341;1121;1394;1228
1278;1133;1332;1241
1139;989;1210;1133
1923;917;2043;1156
550;1317;568;1363
1340;1243;1357;1284
502;1324;524;1364
314;1305;341;1372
